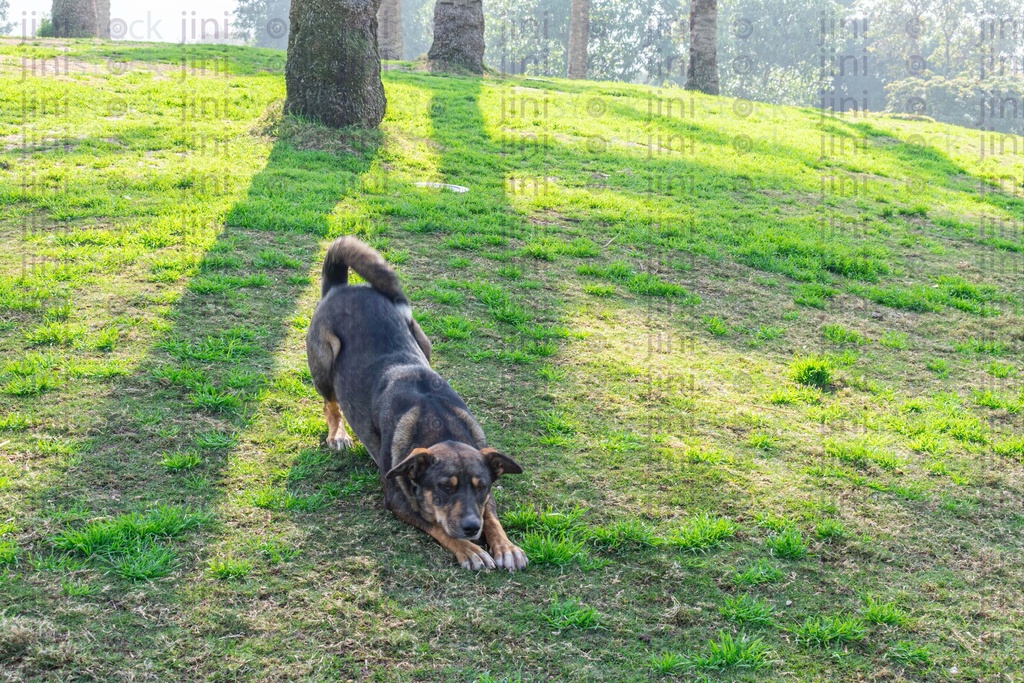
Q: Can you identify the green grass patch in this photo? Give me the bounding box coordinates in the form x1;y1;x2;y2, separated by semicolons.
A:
24;322;86;347
824;436;903;471
766;528;808;559
51;506;208;581
247;486;331;512
793;283;837;308
583;283;615;297
159;329;259;362
822;323;868;345
794;614;868;647
208;557;254;580
189;386;242;413
887;640;932;666
720;594;775;626
954;337;1010;355
588;519;659;550
544;596;600;629
862;596;909;626
815;519;847;541
671;631;772;670
985;361;1016;378
161;451;202;471
733;559;784;586
790;356;833;388
663;514;737;552
703;315;729;336
519;533;600;569
880;331;909;349
925;357;951;377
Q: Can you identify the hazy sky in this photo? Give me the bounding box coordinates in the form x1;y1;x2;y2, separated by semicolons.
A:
9;1;243;42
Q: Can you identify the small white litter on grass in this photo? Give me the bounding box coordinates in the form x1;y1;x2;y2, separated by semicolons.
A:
414;182;469;193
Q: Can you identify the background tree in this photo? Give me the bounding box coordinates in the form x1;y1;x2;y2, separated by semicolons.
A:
860;0;1023;131
567;0;590;78
685;0;719;94
485;0;569;76
377;0;404;59
285;0;386;128
235;0;292;50
0;0;13;35
428;0;485;73
588;0;685;84
717;0;841;105
51;0;109;38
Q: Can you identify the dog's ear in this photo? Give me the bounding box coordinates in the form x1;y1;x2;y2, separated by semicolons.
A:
386;447;433;481
481;447;523;477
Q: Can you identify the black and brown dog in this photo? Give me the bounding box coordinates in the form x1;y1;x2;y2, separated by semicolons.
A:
306;237;528;571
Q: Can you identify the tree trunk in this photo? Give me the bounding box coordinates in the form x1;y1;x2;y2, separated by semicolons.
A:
567;0;590;79
685;0;719;95
285;0;387;129
377;0;403;60
52;0;109;38
428;0;485;74
97;0;110;38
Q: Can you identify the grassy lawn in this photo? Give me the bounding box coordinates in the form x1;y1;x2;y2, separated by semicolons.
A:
1;38;1023;681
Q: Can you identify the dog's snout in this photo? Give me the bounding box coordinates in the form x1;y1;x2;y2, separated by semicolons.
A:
461;518;481;537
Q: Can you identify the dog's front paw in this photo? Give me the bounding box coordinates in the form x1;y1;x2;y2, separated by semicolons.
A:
453;541;496;571
326;433;353;451
490;539;528;572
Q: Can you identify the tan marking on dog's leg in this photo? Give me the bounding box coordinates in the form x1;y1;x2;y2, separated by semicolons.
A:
483;498;528;572
423;522;495;570
324;399;353;451
390;508;495;571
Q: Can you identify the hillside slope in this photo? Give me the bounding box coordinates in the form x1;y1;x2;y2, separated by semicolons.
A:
1;40;1023;681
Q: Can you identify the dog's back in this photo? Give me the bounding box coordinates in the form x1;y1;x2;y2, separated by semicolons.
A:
318;286;425;367
306;237;433;461
309;235;427;366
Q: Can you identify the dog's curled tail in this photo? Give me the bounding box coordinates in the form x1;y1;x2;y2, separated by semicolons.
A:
320;236;409;309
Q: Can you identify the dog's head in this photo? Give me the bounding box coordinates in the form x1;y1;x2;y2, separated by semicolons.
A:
385;440;522;541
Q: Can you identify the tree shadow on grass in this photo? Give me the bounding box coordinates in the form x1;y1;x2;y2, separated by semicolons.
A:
3;107;383;677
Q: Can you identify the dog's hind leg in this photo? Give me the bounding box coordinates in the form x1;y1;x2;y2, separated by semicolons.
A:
307;321;351;451
323;399;354;451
